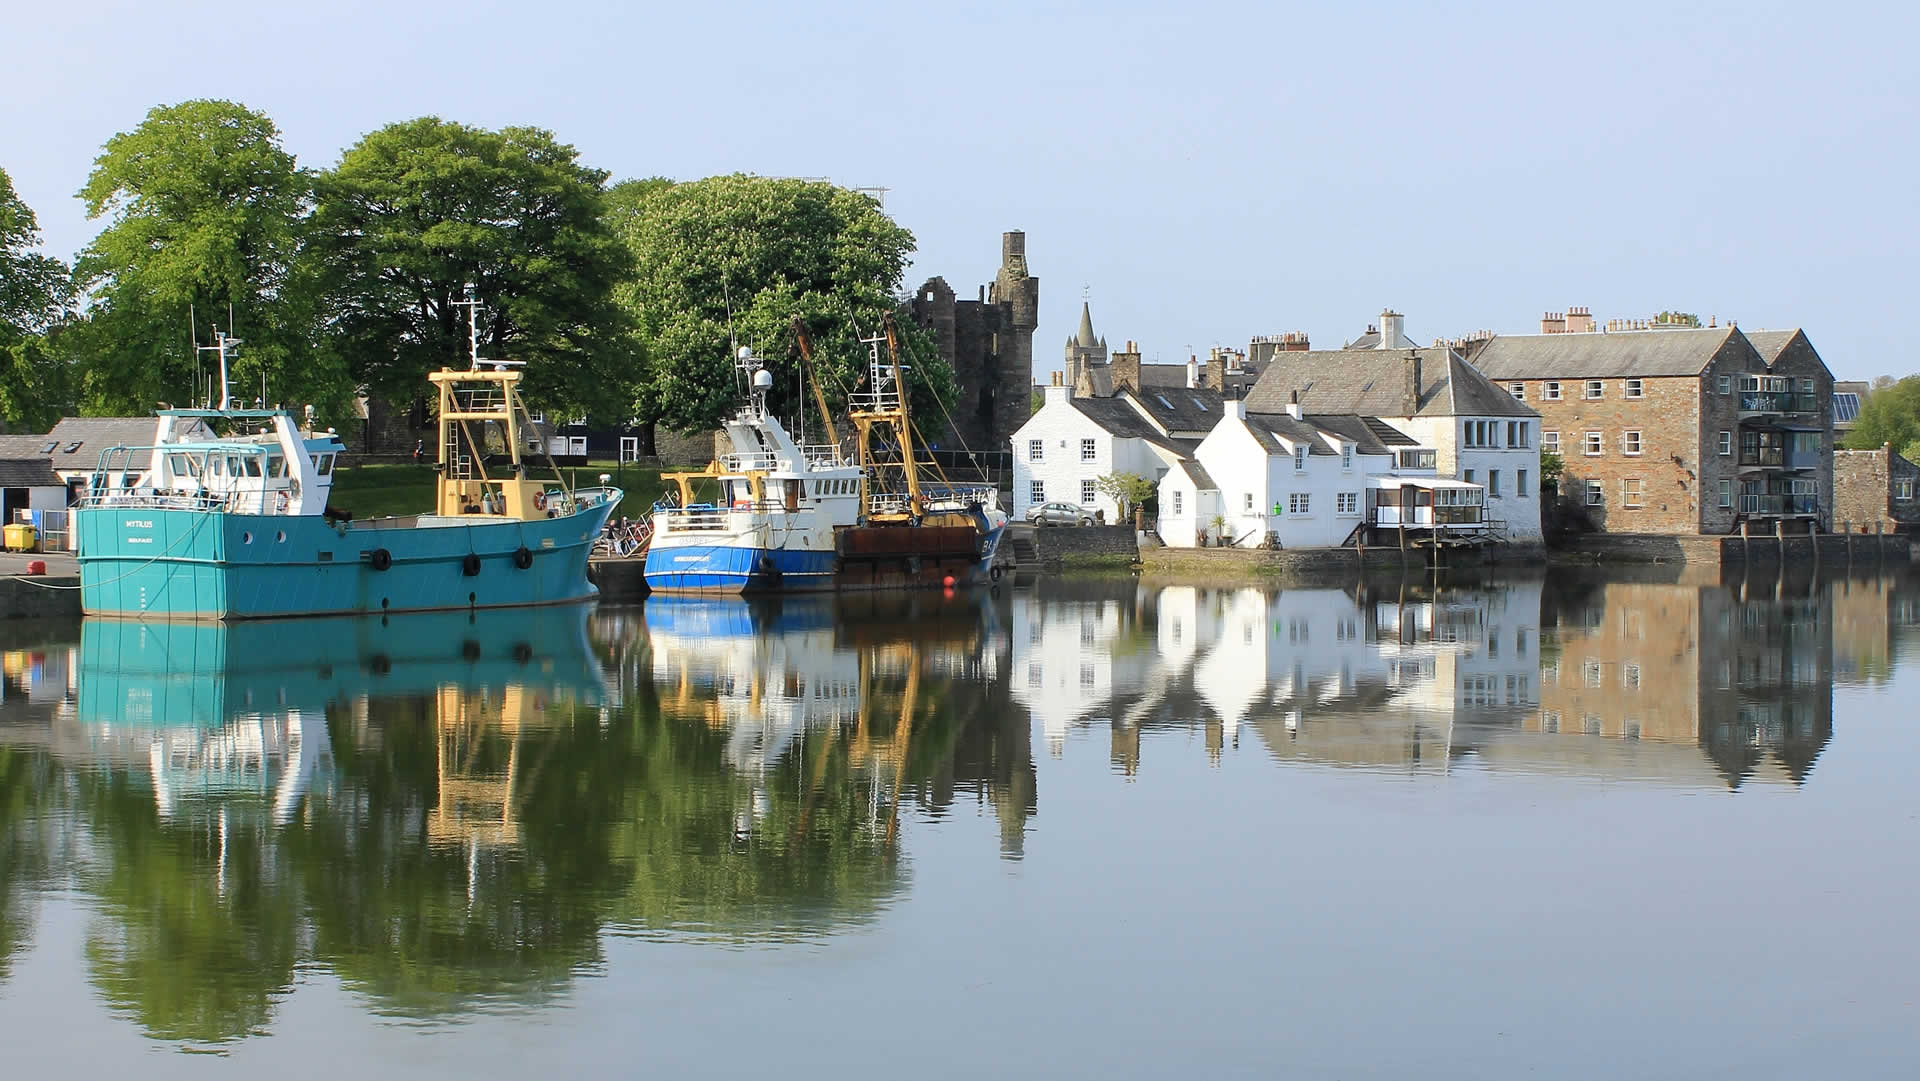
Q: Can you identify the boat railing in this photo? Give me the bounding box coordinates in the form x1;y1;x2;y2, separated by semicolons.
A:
656;505;735;531
802;444;847;467
77;488;234;512
719;451;781;473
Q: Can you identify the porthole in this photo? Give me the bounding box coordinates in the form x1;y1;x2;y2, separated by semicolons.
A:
275;531;287;543
242;531;253;544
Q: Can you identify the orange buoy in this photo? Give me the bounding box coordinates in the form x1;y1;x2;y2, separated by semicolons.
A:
942;575;955;587
26;560;45;575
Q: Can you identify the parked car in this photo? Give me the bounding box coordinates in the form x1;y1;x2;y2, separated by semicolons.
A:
1027;501;1094;526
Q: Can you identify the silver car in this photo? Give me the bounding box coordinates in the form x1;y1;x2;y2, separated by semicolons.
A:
1026;501;1093;526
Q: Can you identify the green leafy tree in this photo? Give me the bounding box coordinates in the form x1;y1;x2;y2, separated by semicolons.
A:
613;174;950;436
74;100;345;418
307;119;632;419
1843;376;1920;452
1095;471;1157;519
1538;449;1565;487
0;167;71;341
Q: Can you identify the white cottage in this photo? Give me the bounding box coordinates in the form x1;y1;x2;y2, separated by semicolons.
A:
1010;383;1196;522
1240;342;1543;542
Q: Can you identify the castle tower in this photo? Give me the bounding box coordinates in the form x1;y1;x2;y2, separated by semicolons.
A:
1064;300;1107;397
909;230;1039;459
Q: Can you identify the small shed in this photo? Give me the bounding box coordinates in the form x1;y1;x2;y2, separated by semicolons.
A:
0;435;74;546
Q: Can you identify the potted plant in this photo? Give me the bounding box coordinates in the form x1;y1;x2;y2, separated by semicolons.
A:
1208;513;1229;548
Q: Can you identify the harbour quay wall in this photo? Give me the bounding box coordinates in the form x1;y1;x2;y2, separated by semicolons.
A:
1031;526;1139;566
1557;532;1912;566
0;578;82;619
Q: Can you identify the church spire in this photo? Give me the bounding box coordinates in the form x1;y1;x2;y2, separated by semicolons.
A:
1075;300;1098;349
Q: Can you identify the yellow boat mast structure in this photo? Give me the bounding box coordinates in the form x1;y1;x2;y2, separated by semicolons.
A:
428;292;572;520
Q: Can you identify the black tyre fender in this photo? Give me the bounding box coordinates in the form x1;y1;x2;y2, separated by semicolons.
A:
990;565;1004;582
512;546;534;569
369;548;393;572
462;552;482;577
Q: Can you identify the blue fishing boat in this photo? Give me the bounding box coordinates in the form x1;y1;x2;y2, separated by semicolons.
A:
76;309;620;619
644;315;1006;594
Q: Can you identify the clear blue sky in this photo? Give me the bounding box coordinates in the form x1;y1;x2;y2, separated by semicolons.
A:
8;0;1914;380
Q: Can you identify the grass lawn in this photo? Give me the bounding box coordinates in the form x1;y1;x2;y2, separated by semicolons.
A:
328;460;673;520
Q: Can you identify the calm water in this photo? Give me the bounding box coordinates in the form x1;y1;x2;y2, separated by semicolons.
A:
1;569;1917;1079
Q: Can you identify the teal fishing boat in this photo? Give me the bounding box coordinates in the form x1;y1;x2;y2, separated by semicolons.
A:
76;313;620;620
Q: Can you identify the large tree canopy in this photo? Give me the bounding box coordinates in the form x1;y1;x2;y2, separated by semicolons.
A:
307;119;632;416
74;100;341;417
0;167;70;341
613;174;951;435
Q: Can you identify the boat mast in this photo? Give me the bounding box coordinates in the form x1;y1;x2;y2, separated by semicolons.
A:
848;314;921;522
789;317;841;450
196;329;241;411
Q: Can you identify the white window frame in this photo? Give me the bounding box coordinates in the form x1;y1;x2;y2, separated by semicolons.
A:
1288;492;1311;514
1172;490;1184;516
1897;478;1916;502
1584;431;1604;456
1622;478;1644;508
1718;479;1733;507
1509;382;1525;400
1518;468;1529;499
1030;480;1044;504
1488;469;1502;498
1623;430;1643;456
1293;445;1307;471
1079;438;1097;463
1718;430;1733;456
1542;431;1560;453
1584;380;1605;400
1624;378;1644;399
1586;481;1604;506
1337;492;1359;515
1080;478;1096;506
1544;381;1563;400
1244;491;1254;512
1028;439;1043;462
1341;445;1353;470
1717;374;1733;395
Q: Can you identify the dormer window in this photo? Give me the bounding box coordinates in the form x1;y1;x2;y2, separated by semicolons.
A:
1293;445;1307;470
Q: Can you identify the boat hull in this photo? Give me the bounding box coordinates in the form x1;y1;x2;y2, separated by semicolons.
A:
643;524;1005;595
77;501;615;620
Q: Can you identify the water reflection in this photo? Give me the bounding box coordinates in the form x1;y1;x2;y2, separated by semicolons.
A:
0;567;1915;1048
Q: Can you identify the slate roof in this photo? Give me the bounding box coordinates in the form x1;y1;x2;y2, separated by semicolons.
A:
1344;329;1420;350
1139;363;1193;388
1743;328;1801;362
1244;349;1534;419
1129;387;1223;434
44;417;161;473
0;436;63;487
1466;327;1740;380
1245;413;1338;454
1304;414;1397;456
1359;416;1418;447
1068;397;1193;454
1174;459;1218;491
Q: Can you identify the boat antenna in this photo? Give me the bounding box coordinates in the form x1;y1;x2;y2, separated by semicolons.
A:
189;304;201;407
721;269;742;398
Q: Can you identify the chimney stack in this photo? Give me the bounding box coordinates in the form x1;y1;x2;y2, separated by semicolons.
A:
1185;354;1199;389
1403;350;1422;414
1541;311;1567;334
1286;390;1302;421
1566;306;1594;333
1111;340;1142;394
1378;310;1405;349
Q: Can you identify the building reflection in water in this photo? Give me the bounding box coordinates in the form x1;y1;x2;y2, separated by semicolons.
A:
1008;569;1908;788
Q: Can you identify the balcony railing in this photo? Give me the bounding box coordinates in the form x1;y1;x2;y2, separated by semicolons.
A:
1738;392;1820;414
1738;448;1785;467
1738;494;1820;516
1373;506;1486;528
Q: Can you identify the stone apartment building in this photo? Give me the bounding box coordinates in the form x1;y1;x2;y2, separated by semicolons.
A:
1465;318;1835;535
